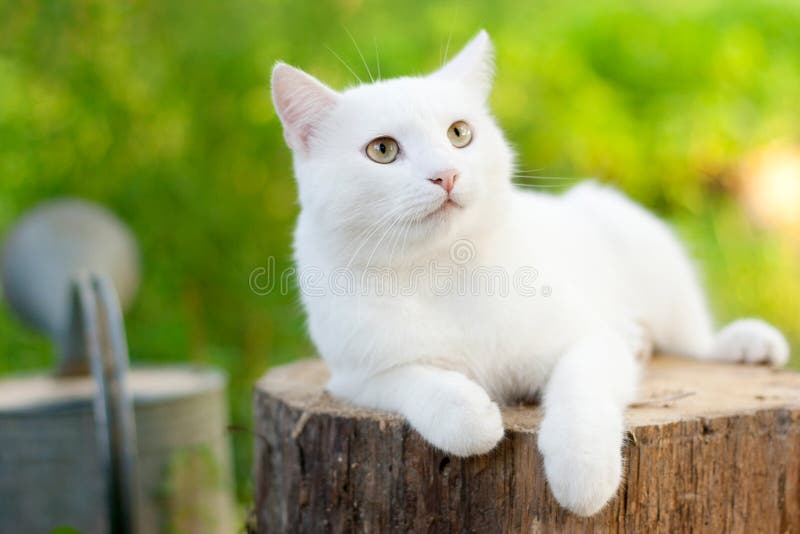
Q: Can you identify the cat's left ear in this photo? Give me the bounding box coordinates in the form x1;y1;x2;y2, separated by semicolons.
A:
432;30;494;100
272;62;339;153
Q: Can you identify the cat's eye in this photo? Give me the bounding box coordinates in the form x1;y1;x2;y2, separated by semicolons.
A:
365;137;399;164
448;121;473;148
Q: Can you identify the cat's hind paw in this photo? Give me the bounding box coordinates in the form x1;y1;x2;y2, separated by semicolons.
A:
709;318;789;367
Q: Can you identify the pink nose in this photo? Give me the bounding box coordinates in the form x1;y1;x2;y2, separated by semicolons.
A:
428;169;458;194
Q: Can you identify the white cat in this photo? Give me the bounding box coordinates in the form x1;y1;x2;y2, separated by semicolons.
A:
271;30;789;516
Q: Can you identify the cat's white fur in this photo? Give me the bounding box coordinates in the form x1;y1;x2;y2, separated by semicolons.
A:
271;30;790;516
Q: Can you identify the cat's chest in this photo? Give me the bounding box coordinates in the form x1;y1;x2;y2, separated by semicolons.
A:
420;284;570;355
416;293;565;399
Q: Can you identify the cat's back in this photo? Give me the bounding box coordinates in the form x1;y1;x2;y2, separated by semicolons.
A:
559;181;685;260
506;181;694;315
556;181;700;321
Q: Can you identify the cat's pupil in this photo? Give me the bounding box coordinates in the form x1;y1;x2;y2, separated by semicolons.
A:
454;128;461;137
379;143;386;153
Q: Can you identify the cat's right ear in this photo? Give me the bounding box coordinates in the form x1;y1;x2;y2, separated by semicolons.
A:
431;30;494;101
271;62;339;153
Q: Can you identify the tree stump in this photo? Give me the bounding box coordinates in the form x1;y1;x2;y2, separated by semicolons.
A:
252;356;800;533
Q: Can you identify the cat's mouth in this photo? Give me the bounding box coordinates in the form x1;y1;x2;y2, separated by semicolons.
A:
423;198;461;220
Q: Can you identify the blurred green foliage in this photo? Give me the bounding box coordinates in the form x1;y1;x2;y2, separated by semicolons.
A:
1;0;799;504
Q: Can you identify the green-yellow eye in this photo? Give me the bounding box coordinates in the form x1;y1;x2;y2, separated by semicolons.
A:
366;137;399;164
448;120;472;148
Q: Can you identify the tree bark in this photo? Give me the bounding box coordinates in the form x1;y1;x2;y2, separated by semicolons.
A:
252;356;800;533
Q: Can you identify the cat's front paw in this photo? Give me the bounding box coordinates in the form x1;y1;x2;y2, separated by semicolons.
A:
710;318;789;367
414;379;504;457
537;416;622;516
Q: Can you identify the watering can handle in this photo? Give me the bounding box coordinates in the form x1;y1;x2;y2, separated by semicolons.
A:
68;272;139;534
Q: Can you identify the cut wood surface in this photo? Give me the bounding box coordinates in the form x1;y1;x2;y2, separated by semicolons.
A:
253;356;800;533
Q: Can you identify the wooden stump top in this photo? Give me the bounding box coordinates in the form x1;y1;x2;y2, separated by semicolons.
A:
256;356;800;429
253;356;800;533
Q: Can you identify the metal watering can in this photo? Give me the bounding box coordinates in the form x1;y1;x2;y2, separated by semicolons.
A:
0;199;235;533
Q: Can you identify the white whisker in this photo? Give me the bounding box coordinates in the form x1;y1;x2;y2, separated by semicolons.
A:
373;37;381;80
325;45;363;84
442;29;453;66
513;184;571;190
388;218;410;265
512;178;583;182
363;212;405;273
399;217;413;260
343;26;374;83
345;209;400;266
345;204;409;269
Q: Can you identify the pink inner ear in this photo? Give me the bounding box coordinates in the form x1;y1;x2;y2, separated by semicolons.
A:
272;65;337;152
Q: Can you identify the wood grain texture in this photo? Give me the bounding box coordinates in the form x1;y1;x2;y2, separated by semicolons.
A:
252;356;800;533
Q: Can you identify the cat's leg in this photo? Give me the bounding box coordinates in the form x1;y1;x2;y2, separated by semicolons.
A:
706;318;789;365
652;266;789;366
327;364;504;457
537;328;640;516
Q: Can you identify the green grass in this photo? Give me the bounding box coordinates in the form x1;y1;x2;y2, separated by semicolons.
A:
1;0;799;504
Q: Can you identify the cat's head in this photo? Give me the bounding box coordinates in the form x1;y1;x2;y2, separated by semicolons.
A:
272;30;513;264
